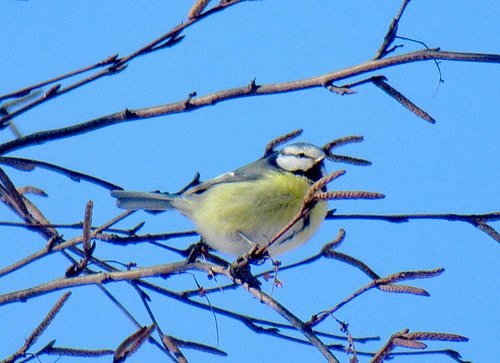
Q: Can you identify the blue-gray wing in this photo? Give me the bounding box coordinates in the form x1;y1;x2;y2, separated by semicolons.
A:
183;153;279;196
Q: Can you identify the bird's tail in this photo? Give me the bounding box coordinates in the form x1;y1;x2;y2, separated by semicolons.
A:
111;190;176;211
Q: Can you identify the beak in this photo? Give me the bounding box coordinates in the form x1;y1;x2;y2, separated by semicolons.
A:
316;154;326;163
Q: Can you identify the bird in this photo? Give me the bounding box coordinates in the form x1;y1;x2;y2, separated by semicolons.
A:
111;142;328;257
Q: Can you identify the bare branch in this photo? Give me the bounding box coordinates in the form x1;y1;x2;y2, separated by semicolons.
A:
0;49;498;155
0;261;203;306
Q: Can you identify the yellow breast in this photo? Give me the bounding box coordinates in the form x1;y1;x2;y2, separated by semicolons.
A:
188;171;327;256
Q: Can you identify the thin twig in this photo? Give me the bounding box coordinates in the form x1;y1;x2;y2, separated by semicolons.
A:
327;211;500;243
244;283;340;363
165;336;227;357
0;0;246;125
307;268;444;327
137;277;370;345
98;230;198;244
182;229;378;298
0;156;122;190
373;0;413;59
0;210;134;278
2;292;71;363
0;56;119;102
96;285;180;360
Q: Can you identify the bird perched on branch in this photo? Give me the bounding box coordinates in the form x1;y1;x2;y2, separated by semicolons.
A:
111;141;329;257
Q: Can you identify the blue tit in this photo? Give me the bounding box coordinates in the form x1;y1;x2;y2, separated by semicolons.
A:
111;142;328;257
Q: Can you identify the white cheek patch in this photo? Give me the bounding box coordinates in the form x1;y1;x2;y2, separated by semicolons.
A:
276;155;314;172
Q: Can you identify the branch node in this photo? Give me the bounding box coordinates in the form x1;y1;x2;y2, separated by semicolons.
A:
123;108;139;119
229;254;262;288
108;64;128;75
45;84;61;98
247;78;259;92
100;54;120;66
183;92;198;110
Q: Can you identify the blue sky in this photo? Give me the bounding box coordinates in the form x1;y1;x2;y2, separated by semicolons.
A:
0;1;498;362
